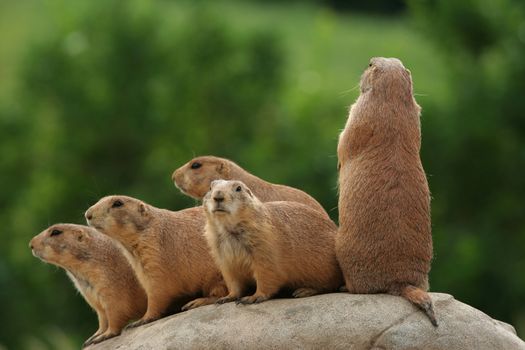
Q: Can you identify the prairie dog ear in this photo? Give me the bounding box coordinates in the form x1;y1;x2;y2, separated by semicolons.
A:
76;230;85;242
139;203;149;216
246;189;253;197
216;162;224;174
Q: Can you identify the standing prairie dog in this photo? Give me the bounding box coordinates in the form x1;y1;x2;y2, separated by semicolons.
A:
203;179;342;305
85;196;227;328
29;224;147;347
336;57;436;326
172;156;330;219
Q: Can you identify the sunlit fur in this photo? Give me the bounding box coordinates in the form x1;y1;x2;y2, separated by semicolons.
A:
30;224;147;347
336;57;437;326
85;195;228;328
172;155;330;219
204;179;342;305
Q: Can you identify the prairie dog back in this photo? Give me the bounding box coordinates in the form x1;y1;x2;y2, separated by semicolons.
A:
336;57;436;326
172;155;330;219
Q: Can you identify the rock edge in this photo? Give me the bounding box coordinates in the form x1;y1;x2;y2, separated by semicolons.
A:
88;293;525;350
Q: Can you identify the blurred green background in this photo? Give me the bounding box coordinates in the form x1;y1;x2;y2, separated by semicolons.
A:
1;0;524;348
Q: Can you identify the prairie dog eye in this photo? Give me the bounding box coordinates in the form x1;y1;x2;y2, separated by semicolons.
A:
235;186;242;192
191;162;202;169
50;229;62;236
112;200;124;208
368;63;373;67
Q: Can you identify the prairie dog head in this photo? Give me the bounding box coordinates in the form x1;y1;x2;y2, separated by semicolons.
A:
203;180;258;222
360;57;414;102
30;224;95;269
172;156;230;199
85;195;152;248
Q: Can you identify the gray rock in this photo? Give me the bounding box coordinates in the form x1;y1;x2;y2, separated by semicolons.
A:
87;293;525;350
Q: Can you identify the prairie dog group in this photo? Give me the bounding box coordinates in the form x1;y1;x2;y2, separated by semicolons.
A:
336;57;436;326
202;179;342;304
30;56;438;349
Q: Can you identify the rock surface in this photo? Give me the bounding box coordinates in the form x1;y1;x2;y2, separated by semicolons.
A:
88;293;524;350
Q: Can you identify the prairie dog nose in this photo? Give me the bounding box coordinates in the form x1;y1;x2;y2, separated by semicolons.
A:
171;170;178;182
213;191;225;203
85;211;93;221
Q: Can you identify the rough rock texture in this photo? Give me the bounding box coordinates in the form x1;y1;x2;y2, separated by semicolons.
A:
88;293;525;350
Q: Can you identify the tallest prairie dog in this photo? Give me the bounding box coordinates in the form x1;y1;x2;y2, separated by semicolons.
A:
172;156;330;219
336;57;437;326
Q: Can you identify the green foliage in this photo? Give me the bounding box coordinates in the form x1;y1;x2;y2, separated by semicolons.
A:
1;0;524;348
408;0;525;334
246;0;407;14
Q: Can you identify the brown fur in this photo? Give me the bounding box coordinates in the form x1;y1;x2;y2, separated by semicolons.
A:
203;179;342;305
172;155;330;219
29;224;147;347
336;57;436;326
85;196;227;328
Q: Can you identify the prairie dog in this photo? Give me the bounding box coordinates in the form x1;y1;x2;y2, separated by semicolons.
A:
172;155;330;219
203;179;342;304
85;195;227;328
336;57;436;326
29;224;147;347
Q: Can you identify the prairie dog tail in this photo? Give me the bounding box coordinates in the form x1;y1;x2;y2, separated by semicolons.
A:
392;284;438;327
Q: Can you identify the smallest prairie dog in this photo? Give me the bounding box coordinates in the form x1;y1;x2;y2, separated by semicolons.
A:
172;155;330;219
336;57;436;326
85;195;227;327
204;179;342;304
30;224;146;347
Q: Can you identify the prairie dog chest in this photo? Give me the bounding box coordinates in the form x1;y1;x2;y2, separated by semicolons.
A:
215;225;253;270
66;270;100;308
